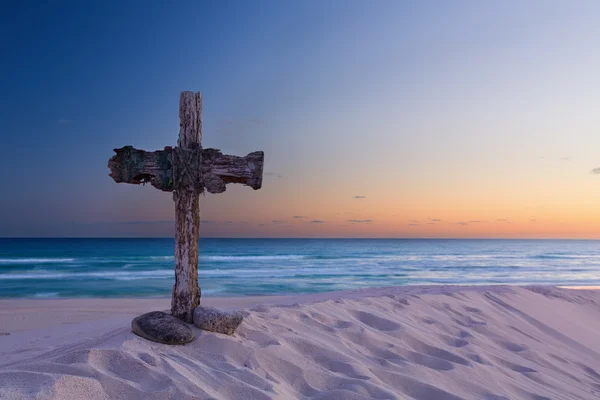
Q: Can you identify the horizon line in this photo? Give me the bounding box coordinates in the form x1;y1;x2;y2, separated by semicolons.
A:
1;237;599;241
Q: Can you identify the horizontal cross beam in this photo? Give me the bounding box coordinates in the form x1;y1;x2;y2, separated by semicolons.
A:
107;145;264;193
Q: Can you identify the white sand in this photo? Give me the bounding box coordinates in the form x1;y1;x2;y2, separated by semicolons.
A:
1;285;600;399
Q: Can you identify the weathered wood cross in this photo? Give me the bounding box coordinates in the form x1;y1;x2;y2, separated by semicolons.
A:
107;91;264;323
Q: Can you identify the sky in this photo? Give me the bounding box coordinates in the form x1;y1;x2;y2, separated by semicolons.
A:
1;0;599;238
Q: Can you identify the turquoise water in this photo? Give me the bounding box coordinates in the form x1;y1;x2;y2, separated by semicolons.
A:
1;239;599;298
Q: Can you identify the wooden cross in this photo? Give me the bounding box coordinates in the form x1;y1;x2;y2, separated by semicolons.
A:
107;91;264;323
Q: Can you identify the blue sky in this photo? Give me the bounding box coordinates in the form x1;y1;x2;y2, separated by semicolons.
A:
1;1;599;237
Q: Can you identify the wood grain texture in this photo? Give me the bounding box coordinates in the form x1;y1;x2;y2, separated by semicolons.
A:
107;146;173;191
108;146;264;194
202;149;264;194
171;91;202;323
178;91;202;148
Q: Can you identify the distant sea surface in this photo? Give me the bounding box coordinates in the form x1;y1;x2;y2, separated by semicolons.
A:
1;239;599;298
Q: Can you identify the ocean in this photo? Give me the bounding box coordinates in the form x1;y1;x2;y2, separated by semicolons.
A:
0;239;599;298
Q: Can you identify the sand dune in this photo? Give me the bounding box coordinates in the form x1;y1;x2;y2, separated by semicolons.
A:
1;286;600;399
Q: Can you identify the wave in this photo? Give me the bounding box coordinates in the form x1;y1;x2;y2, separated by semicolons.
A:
205;255;306;261
199;266;349;276
0;266;382;280
532;254;600;259
197;288;224;295
0;258;75;264
0;270;174;280
33;292;59;298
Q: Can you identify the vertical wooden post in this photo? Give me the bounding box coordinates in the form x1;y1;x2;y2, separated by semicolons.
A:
171;91;202;322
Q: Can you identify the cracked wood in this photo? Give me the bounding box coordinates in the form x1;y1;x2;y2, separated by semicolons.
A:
107;147;264;194
172;91;202;323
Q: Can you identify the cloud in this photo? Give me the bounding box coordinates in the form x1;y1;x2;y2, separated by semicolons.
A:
119;220;173;225
292;216;305;219
348;219;373;223
560;156;572;161
408;223;419;227
200;219;215;224
310;220;325;224
496;218;510;222
78;220;175;228
530;219;537;222
264;172;283;179
468;220;482;223
353;196;367;199
272;220;284;224
591;168;600;174
456;222;469;226
224;221;235;224
58;118;74;125
429;218;442;222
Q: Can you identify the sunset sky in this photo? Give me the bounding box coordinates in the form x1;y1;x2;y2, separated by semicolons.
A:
1;1;600;238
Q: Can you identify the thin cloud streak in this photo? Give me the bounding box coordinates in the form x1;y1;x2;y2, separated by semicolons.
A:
120;220;172;225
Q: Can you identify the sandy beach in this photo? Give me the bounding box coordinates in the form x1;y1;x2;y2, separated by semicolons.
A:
0;285;599;399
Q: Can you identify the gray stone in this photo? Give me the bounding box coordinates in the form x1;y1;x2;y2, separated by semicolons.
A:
131;311;194;344
193;306;243;335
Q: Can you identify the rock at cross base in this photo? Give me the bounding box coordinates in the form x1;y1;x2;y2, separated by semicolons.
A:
193;306;244;335
131;311;194;344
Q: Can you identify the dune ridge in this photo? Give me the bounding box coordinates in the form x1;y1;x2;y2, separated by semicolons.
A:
1;285;600;399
